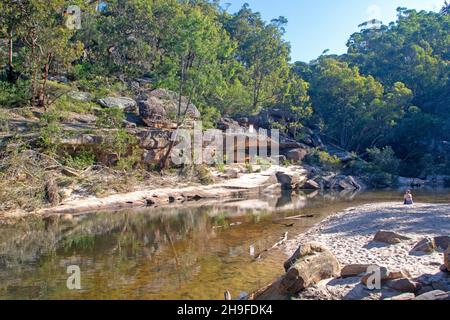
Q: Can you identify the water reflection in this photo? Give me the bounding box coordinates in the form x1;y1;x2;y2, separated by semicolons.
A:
0;189;449;300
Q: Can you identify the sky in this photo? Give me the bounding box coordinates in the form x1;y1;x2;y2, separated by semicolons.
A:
222;0;445;62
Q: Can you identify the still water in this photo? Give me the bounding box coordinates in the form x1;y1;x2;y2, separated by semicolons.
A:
0;189;449;300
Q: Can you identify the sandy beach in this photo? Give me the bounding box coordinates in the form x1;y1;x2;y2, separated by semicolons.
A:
284;202;450;300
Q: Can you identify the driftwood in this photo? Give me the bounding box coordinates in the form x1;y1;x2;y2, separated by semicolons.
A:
253;232;288;260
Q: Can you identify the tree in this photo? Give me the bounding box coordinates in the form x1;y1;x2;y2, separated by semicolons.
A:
309;58;411;152
21;0;84;107
0;0;32;82
155;2;231;170
224;5;291;113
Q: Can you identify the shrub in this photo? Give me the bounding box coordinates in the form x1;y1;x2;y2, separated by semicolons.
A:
305;149;342;171
96;107;125;128
64;149;96;170
0;80;31;108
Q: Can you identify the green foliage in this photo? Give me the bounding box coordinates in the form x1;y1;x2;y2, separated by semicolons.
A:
38;110;63;154
0;80;31;108
305;149;342;171
96;107;125;128
64;149;96;170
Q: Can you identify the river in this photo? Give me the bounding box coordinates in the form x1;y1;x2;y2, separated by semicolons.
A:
0;189;449;300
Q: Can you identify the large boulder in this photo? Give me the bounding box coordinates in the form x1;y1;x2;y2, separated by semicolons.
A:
138;96;170;127
373;230;411;245
275;171;307;190
149;88;200;119
98;96;137;113
285;148;308;162
281;243;340;294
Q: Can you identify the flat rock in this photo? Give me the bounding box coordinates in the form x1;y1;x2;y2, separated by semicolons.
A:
98;97;137;112
386;278;422;293
341;264;379;278
414;290;449;300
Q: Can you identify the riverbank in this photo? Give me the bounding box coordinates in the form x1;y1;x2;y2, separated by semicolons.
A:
278;202;450;300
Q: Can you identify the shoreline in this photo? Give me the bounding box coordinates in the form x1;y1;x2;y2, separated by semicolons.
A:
279;202;450;300
32;165;298;218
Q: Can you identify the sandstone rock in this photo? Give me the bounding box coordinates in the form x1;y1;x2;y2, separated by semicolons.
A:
98;96;137;113
385;293;415;301
445;246;450;272
434;236;450;250
149;88;200;119
61;214;74;222
276;172;300;190
303;179;320;190
361;268;410;286
411;237;436;254
225;168;240;179
68;91;92;102
414;290;449;300
386;278;422;293
340;264;379;278
285;148;308;162
217;117;240;131
281;243;340;294
373;231;411;245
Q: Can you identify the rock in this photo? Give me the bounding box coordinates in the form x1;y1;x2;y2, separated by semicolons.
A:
98;97;137;113
411;237;436;254
386;278;422;293
138;96;169;127
68;91;92;102
225;168;240;179
373;231;411;245
276;172;300;190
340;264;379;278
385;293;416;301
414;290;449;300
336;175;362;190
149;88;201;119
361;268;410;286
434;236;450;250
280;243;340;294
217;117;240;131
397;176;427;187
445;246;450;272
285;148;308;162
61;214;74;222
303;179;320;190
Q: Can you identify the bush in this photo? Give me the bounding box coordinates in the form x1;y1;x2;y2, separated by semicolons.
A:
0;80;31;108
96;107;125;128
366;146;400;175
305;149;342;171
64;149;96;170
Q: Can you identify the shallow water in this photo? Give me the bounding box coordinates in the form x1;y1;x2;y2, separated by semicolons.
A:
0;189;449;300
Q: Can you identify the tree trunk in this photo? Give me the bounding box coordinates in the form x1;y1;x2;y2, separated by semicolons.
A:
6;29;15;83
37;55;51;109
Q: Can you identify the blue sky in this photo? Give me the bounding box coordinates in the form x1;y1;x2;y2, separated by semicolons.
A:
222;0;445;62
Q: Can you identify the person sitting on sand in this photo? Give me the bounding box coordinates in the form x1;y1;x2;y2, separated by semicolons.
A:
404;190;414;205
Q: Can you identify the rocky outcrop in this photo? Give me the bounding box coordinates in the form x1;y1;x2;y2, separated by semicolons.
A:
285;148;308;162
373;230;411;245
98;96;137;113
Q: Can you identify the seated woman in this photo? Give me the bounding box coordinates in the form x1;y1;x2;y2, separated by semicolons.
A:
404;190;414;205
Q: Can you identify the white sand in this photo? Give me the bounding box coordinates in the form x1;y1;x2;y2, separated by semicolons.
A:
285;202;450;300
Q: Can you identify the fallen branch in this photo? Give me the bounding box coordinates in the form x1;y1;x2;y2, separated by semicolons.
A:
253;232;288;261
